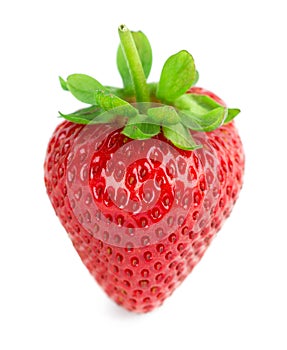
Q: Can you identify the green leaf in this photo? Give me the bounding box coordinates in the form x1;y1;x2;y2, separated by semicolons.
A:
117;30;152;89
224;108;241;123
175;93;227;131
59;76;68;91
147;82;157;97
147;105;181;125
66;74;105;104
94;90;138;117
192;70;200;86
59;105;103;124
156;50;196;102
180;107;227;132
104;85;135;100
175;93;222;113
122;114;160;140
59;105;129;125
162;123;201;150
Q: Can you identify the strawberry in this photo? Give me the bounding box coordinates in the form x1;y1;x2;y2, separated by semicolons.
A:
44;25;244;313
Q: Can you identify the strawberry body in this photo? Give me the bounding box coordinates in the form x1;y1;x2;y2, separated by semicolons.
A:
44;87;244;312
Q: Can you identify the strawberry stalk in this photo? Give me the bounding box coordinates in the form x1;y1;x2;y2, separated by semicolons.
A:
58;24;241;150
118;25;150;103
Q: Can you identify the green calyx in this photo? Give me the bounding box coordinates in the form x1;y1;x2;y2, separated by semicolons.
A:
58;24;240;150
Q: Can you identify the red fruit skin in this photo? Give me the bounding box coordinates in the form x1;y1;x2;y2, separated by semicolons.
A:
44;88;244;313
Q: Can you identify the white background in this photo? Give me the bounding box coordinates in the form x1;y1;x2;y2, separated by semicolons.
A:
1;0;286;349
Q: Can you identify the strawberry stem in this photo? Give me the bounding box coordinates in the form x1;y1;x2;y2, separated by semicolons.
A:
118;24;150;102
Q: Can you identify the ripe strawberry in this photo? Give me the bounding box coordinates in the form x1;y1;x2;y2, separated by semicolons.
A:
44;25;244;313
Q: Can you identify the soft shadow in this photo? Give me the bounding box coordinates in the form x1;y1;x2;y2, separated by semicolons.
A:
105;300;154;320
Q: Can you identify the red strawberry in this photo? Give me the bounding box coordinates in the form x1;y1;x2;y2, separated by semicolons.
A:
44;25;244;313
